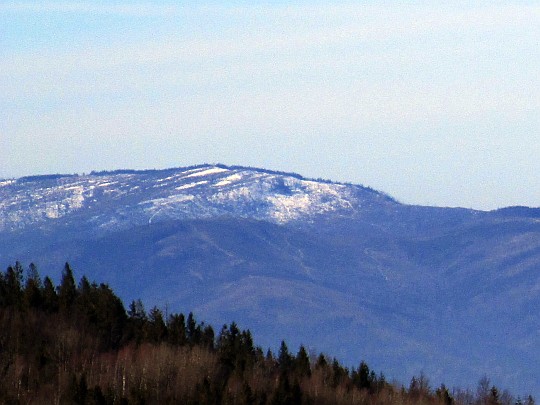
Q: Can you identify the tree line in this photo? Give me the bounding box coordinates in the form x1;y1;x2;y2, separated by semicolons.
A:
0;261;534;405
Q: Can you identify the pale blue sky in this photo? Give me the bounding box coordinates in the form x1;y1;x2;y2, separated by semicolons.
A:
2;1;540;209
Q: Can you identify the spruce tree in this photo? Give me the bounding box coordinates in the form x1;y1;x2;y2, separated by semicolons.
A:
42;276;58;312
5;264;23;307
295;345;311;377
278;340;292;373
57;262;77;315
352;361;372;391
23;263;43;309
127;299;147;343
168;313;187;346
186;312;202;345
147;306;167;343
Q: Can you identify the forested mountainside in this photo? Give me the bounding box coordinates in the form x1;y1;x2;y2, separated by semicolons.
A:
2;165;540;394
0;262;533;405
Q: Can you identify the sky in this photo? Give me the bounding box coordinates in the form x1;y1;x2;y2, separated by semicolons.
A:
1;1;540;210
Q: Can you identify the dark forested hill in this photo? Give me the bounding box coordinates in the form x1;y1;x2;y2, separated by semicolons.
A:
2;262;528;404
1;164;540;396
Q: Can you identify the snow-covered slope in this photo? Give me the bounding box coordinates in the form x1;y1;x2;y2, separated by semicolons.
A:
0;164;393;232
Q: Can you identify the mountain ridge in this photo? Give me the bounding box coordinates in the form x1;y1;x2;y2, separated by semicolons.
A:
0;163;399;232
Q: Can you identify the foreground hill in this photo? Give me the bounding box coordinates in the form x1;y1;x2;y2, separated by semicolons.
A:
4;263;521;404
1;164;540;395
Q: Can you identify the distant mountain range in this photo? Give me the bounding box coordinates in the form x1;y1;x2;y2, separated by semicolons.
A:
1;164;540;396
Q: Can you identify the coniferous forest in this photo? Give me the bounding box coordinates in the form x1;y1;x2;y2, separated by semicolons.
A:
0;262;534;405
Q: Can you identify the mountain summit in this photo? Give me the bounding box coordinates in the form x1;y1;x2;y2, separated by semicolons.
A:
0;164;394;232
1;164;540;395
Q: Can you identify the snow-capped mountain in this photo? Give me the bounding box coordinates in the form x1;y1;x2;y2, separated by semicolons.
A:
0;164;394;232
1;164;540;396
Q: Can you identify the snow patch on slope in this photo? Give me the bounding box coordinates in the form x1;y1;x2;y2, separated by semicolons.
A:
143;194;195;207
265;178;353;222
0;180;15;187
214;173;243;187
184;167;229;179
176;181;208;190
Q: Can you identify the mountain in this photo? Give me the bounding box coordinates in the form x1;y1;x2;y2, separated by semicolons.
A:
1;164;540;396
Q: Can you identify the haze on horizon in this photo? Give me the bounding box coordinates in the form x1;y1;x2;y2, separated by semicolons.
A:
1;1;539;210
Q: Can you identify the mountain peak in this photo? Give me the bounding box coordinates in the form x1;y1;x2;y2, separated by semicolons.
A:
0;164;395;232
